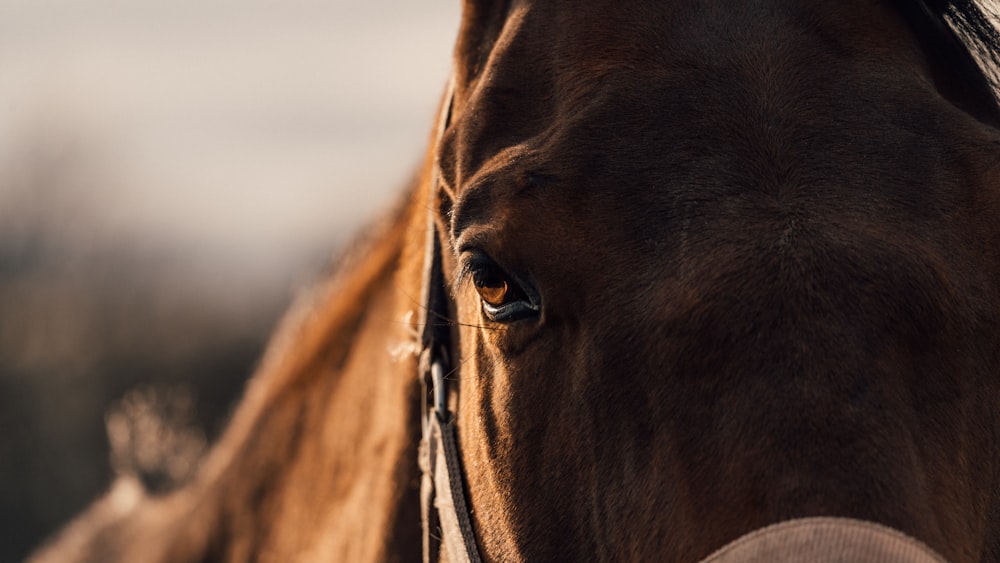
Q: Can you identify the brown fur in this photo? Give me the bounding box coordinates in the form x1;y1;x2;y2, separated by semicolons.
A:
32;1;1000;561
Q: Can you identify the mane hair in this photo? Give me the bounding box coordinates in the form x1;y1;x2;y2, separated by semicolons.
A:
892;0;1000;122
930;0;1000;78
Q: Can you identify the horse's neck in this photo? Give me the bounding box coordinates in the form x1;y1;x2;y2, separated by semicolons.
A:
189;192;427;561
33;180;431;563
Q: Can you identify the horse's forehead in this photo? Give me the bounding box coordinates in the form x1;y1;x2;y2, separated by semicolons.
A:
472;0;911;90
452;0;921;180
448;0;943;233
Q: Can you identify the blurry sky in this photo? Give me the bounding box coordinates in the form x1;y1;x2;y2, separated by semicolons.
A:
0;0;460;268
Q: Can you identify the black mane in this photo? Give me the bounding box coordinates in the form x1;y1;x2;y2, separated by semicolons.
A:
894;0;1000;123
931;0;1000;76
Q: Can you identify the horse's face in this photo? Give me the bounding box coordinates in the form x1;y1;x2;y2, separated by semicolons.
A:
436;0;1000;560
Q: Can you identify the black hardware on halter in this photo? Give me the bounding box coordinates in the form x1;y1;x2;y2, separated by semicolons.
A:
417;78;483;563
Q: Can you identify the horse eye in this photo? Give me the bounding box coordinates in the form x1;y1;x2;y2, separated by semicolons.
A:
471;264;513;306
474;273;509;307
465;256;540;322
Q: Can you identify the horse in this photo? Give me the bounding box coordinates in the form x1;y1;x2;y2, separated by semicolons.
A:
30;0;1000;561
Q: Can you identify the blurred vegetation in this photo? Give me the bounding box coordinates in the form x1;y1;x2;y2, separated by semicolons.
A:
0;131;318;560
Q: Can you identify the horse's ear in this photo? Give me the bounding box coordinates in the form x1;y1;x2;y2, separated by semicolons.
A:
453;0;510;90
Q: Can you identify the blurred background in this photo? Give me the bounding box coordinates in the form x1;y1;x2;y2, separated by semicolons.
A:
0;1;460;559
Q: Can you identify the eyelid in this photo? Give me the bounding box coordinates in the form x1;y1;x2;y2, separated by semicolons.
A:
453;252;485;297
454;247;498;287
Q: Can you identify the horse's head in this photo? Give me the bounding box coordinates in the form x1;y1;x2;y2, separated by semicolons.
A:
432;0;1000;560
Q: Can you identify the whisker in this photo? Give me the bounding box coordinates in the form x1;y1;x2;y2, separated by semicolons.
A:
393;281;500;331
443;353;479;384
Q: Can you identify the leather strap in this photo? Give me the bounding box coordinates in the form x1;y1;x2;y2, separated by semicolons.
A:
419;387;482;563
418;77;482;563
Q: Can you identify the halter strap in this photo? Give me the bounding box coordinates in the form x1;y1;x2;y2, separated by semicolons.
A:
418;78;483;563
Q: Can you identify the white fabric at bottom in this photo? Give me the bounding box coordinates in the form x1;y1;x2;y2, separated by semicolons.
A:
699;517;948;563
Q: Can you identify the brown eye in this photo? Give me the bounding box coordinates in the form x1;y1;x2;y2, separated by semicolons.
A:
475;277;509;306
464;253;540;322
